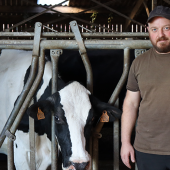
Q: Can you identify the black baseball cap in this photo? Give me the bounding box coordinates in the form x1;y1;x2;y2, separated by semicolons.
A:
147;6;170;23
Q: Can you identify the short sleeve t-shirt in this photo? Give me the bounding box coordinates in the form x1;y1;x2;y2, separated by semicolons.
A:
127;48;170;155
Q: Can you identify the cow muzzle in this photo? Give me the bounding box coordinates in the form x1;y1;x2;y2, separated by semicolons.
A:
67;161;90;170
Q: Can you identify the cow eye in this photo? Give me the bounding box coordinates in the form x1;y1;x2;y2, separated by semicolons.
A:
55;116;60;121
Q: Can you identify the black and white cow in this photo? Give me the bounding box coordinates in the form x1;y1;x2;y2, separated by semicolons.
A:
0;49;121;170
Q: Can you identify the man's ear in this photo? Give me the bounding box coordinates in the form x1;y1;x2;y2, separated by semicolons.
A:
89;94;122;122
27;100;53;120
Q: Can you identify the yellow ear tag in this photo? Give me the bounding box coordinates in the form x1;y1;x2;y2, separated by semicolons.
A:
37;107;45;120
100;110;109;122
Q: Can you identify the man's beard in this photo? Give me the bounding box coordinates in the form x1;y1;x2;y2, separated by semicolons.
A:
150;35;170;53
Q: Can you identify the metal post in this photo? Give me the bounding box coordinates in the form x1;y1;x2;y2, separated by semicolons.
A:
111;48;130;170
7;139;14;170
50;49;63;170
29;99;36;170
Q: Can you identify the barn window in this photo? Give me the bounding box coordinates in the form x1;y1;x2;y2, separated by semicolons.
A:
37;0;69;6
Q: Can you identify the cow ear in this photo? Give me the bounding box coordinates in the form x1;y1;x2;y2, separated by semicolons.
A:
27;100;53;120
89;94;122;122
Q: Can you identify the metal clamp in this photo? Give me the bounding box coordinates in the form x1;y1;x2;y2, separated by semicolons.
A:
50;49;63;57
135;49;147;58
5;130;16;141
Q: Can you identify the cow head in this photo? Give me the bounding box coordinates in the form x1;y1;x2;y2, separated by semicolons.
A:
27;81;121;170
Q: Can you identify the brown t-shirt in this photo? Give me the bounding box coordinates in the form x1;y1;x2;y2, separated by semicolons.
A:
127;48;170;155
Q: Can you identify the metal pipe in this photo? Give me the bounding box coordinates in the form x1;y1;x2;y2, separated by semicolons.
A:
50;49;63;170
0;40;152;51
0;56;38;148
111;48;130;170
113;99;119;170
0;32;149;37
109;48;130;104
92;135;98;170
10;48;45;135
7;139;14;170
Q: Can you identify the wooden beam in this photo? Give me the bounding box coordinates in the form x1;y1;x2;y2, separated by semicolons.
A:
124;0;145;31
163;0;170;5
0;6;102;13
152;0;157;10
143;0;150;17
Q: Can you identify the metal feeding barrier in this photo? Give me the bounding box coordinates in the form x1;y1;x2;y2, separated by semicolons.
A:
0;21;152;170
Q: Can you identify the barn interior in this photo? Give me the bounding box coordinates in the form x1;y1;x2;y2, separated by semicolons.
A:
0;0;169;170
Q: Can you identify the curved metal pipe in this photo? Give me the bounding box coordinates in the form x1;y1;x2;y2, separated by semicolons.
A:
10;48;45;134
0;56;38;147
92;48;130;170
109;47;130;104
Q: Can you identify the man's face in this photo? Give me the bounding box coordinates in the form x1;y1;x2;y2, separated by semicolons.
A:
148;16;170;53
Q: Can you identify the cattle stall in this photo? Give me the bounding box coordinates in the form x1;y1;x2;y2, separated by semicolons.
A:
0;21;152;170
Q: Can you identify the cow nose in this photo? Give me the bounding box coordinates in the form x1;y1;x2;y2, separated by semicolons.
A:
70;161;90;170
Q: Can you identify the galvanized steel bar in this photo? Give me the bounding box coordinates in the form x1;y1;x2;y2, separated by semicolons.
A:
32;22;42;57
92;135;98;170
29;116;36;170
70;20;93;93
111;48;130;170
114;119;119;170
10;48;45;136
113;99;119;170
50;49;63;170
29;22;42;170
109;48;130;104
0;32;149;37
7;139;14;170
0;40;152;51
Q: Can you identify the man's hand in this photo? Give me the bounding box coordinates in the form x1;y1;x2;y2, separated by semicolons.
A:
121;143;135;169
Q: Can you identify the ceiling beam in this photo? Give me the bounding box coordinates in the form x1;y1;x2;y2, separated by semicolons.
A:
152;0;157;10
143;0;150;17
0;6;100;13
124;0;145;31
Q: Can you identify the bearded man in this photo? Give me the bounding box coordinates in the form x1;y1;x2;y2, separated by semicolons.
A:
121;6;170;170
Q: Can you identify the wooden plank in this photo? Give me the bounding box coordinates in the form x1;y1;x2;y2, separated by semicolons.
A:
124;0;145;31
